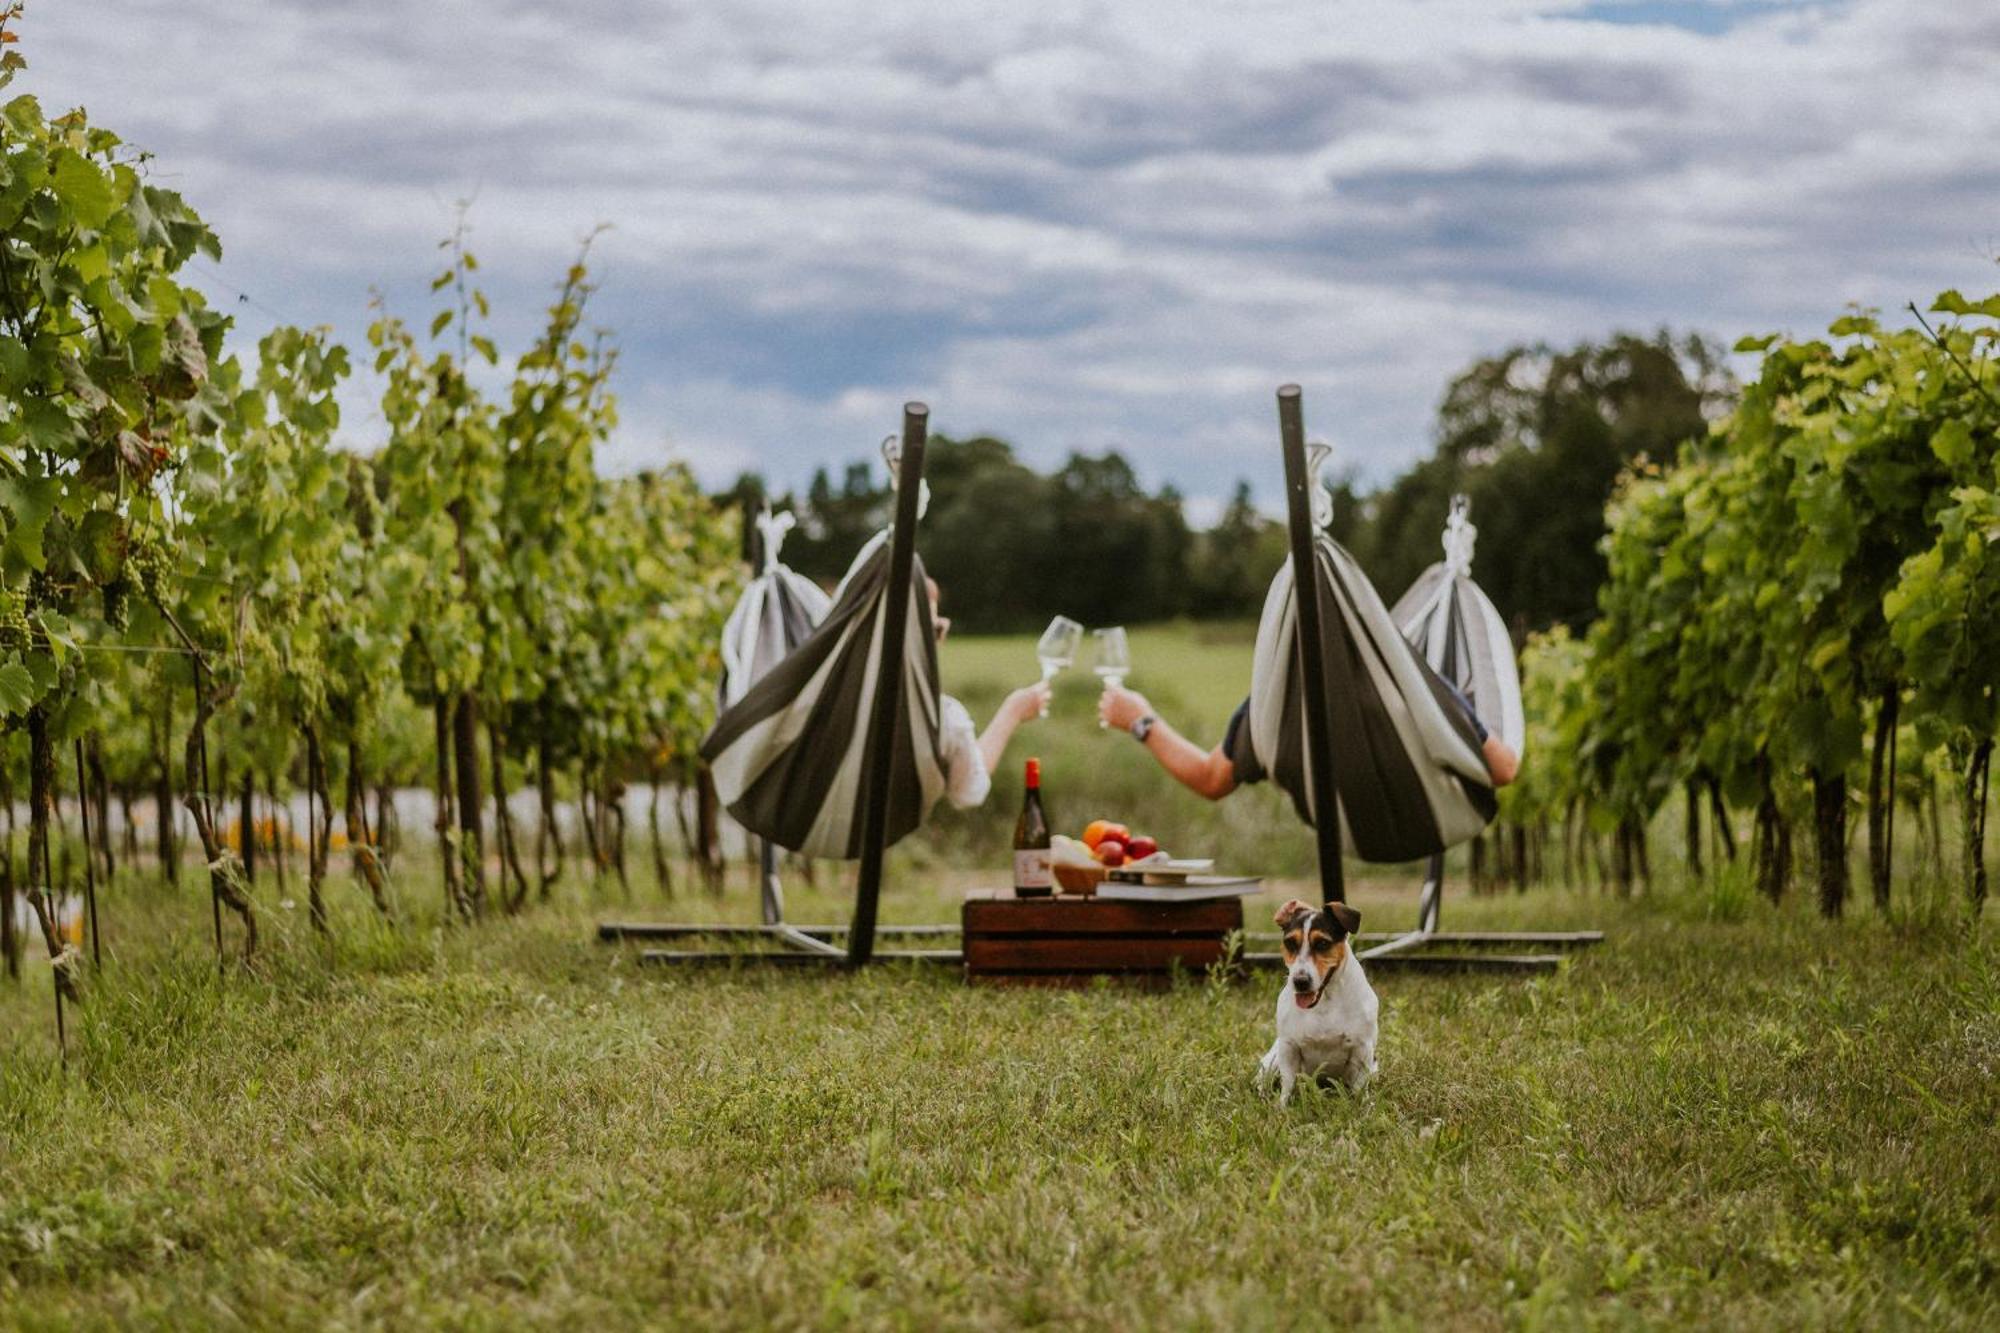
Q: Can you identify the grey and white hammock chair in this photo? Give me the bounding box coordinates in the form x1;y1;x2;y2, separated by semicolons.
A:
1263;387;1597;972
602;408;958;967
1238;473;1499;865
1387;494;1530;934
703;523;948;862
715;509;831;924
1389;495;1525;757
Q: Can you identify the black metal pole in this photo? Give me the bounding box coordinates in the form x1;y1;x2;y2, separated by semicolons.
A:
1278;385;1346;906
848;403;928;966
746;499;784;930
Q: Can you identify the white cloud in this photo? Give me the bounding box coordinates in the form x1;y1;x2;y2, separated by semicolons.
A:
19;0;2000;503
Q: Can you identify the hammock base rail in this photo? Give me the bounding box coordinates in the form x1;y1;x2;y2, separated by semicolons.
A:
599;922;957;942
637;949;961;968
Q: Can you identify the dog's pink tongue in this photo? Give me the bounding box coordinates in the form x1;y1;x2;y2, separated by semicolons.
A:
1293;992;1315;1010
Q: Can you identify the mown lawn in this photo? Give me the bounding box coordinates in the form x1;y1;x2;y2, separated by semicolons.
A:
2;866;1994;1330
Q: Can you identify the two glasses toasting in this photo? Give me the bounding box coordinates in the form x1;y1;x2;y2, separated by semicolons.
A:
1034;616;1131;726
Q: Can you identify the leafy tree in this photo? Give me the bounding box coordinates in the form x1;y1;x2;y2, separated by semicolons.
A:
921;436;1057;631
1884;291;2000;910
1186;481;1287;620
0;12;235;986
1350;332;1734;633
186;325;361;934
371;223;501;920
489;246;617;908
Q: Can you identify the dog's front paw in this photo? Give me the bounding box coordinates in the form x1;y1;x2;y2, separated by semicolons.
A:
1254;1054;1278;1095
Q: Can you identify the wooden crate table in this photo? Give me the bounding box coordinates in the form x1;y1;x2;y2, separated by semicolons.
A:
961;892;1244;987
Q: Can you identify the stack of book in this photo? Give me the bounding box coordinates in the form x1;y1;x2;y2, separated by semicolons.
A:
1094;859;1262;904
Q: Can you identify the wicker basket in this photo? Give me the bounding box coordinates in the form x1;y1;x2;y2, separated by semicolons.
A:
1053;863;1106;896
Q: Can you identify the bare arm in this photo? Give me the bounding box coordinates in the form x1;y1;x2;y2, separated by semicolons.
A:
1483;734;1519;788
977;680;1051;777
1099;686;1237;802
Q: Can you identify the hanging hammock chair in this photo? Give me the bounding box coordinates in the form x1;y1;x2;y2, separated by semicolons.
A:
1388;495;1525;756
700;442;947;863
606;409;952;967
715;508;832;923
719;510;832;709
1241;439;1497;867
1255;388;1600;974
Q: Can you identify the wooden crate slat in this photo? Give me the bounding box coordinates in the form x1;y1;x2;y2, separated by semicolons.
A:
968;972;1181;990
962;896;1243;937
965;934;1227;973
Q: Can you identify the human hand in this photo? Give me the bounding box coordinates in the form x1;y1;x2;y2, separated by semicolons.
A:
1098;685;1152;732
1005;680;1053;723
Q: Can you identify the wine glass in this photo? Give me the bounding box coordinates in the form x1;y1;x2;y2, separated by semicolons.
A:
1035;616;1083;717
1092;626;1130;727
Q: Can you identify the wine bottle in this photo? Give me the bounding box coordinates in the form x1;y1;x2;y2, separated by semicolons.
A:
1013;757;1053;897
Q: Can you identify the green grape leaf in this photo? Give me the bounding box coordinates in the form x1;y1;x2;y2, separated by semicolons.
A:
0;659;36;717
50;147;114;229
1931;419;1973;468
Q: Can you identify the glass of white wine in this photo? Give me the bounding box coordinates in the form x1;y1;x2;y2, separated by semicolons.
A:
1035;616;1083;717
1092;626;1130;727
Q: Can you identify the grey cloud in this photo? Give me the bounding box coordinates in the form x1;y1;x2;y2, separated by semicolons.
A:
18;0;2000;508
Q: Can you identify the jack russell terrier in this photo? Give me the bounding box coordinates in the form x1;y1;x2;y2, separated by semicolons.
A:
1257;898;1377;1103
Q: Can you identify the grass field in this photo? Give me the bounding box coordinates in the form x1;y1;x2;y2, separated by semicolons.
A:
2;626;1996;1329
1;864;1995;1330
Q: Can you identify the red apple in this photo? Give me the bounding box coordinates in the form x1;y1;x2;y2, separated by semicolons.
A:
1096;839;1127;867
1126;835;1159;861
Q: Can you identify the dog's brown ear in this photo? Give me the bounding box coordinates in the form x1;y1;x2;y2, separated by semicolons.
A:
1325;902;1361;937
1273;898;1313;929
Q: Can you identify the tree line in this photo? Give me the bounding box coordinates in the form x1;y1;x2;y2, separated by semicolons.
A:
720;331;1731;635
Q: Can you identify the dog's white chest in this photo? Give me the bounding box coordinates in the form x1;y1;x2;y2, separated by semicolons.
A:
1279;1007;1368;1073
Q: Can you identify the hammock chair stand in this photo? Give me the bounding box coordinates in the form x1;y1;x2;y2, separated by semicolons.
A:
1259;387;1599;975
618;403;963;970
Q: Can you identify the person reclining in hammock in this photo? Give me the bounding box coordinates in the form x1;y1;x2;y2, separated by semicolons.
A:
1095;682;1518;801
931;578;1052;807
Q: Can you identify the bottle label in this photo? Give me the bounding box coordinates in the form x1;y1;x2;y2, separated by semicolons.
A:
1014;849;1053;892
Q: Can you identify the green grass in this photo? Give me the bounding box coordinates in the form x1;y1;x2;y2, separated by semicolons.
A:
2;622;1994;1327
1;860;1995;1330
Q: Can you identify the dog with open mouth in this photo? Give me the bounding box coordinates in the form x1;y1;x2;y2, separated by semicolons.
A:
1257;898;1377;1103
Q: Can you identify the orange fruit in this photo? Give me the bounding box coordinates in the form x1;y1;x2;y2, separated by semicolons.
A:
1082;819;1128;849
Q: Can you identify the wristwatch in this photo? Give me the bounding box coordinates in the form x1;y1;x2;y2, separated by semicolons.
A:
1130;714;1156;744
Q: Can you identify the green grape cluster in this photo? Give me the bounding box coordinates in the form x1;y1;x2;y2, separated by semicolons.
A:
0;592;29;653
127;536;172;602
101;577;131;630
27;567;60;606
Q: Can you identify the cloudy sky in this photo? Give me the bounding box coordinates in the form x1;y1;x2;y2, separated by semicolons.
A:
22;0;2000;519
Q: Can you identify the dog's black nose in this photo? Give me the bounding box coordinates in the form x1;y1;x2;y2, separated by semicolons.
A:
1291;975;1313;992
